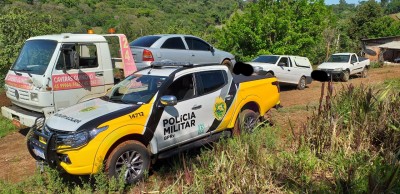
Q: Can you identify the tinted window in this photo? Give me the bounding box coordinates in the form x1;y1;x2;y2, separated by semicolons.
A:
164;74;195;101
251;55;279;64
327;55;350;63
129;36;161;47
196;71;227;95
185;37;210;51
105;74;168;104
161;37;186;49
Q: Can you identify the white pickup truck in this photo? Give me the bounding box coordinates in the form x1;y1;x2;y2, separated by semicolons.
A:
317;53;370;82
246;55;313;90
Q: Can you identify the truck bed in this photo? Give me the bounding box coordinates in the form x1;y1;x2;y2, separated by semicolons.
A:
232;74;274;84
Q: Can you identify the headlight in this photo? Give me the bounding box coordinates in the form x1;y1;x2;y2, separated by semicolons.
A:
30;93;38;102
58;126;108;148
334;68;343;72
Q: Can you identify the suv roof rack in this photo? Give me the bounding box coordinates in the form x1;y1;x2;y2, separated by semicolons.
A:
150;61;194;68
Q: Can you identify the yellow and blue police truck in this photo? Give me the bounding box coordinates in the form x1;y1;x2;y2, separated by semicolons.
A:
27;62;280;184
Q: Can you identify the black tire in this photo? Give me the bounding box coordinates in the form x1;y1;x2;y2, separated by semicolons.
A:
232;109;259;136
265;72;273;78
105;140;150;184
26;127;38;160
222;60;233;71
361;67;368;78
297;76;306;90
341;70;350;82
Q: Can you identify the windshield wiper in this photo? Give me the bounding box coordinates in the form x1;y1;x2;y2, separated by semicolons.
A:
12;69;22;76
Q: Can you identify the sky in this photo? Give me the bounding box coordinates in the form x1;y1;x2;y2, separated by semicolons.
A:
325;0;380;5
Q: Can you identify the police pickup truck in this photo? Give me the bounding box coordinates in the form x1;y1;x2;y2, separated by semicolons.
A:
27;62;280;184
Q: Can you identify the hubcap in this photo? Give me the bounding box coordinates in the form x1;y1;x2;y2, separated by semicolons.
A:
301;79;305;88
243;116;257;133
115;150;143;182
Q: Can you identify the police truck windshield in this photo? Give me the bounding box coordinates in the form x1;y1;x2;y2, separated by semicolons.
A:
105;74;168;104
11;40;58;75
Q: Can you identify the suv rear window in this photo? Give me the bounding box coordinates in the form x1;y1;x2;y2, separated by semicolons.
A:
129;36;161;47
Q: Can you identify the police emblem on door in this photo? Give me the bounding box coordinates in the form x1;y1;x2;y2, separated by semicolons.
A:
213;97;227;121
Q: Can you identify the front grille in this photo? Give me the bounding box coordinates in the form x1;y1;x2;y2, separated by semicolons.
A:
7;87;30;100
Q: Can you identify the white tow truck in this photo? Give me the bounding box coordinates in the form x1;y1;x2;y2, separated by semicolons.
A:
1;33;136;127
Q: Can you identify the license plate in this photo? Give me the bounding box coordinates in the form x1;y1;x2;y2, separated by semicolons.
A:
32;147;46;160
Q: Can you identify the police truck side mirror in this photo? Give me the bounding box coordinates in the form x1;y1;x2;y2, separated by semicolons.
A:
160;95;177;106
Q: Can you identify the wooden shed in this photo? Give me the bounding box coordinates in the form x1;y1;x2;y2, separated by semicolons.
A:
361;36;400;62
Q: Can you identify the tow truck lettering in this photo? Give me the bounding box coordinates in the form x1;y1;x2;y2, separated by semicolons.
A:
5;75;32;90
52;73;101;91
163;112;196;139
54;113;81;123
129;112;144;119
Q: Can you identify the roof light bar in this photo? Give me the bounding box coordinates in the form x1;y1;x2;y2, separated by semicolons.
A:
151;61;194;68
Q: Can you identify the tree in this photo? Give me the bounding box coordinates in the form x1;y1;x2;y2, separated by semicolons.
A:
0;7;62;83
216;0;331;64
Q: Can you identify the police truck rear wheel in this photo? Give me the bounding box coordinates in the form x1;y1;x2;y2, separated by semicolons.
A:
106;140;150;184
233;109;259;136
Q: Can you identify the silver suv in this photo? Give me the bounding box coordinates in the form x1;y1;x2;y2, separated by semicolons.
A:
129;34;236;70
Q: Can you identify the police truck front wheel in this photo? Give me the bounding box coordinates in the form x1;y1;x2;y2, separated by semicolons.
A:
105;140;150;184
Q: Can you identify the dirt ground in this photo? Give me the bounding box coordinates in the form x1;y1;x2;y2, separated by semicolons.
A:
0;65;399;183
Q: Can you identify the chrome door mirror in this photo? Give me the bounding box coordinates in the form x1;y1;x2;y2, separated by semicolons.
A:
160;95;177;106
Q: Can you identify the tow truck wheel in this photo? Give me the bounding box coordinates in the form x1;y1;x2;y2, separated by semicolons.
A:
341;70;350;82
297;76;306;90
233;109;259;136
105;140;150;184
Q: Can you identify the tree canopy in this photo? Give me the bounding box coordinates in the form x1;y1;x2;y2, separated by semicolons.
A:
0;0;399;81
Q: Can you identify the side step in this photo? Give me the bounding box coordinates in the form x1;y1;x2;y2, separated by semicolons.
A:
157;130;231;160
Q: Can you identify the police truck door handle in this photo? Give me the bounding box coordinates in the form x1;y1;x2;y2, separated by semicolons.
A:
225;95;232;101
192;105;202;110
95;71;103;76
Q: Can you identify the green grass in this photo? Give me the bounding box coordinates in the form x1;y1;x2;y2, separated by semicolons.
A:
0;83;399;193
384;78;400;90
0;116;18;138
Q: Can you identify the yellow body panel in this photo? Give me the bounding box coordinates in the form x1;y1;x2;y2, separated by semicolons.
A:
218;77;280;130
57;101;154;174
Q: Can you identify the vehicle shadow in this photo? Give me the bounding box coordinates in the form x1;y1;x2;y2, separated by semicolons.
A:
19;127;30;136
278;84;303;91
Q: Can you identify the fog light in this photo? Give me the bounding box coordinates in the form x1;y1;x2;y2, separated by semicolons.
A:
30;93;38;101
59;154;71;164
